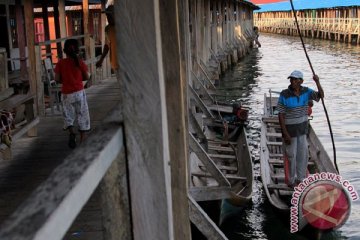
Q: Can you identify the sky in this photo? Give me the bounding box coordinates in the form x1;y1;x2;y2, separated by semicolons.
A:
247;0;360;12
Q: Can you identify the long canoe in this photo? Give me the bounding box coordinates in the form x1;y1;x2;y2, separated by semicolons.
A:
260;90;338;212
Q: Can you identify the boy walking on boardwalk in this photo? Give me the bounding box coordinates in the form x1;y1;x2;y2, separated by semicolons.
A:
54;39;91;149
277;70;324;188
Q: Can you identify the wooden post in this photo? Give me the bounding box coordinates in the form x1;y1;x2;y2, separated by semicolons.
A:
42;3;52;56
24;0;38;137
5;4;13;52
196;0;202;63
35;46;45;116
58;0;67;50
160;0;192;238
89;37;96;81
211;0;218;55
0;48;8;91
53;0;63;59
115;0;191;238
83;0;90;60
189;0;198;71
204;0;211;63
15;0;27;76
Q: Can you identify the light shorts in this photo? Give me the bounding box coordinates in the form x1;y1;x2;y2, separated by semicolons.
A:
61;89;90;131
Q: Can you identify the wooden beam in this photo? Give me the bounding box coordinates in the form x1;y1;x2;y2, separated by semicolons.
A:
23;0;36;95
189;195;228;240
83;0;90;60
41;3;52;55
15;0;27;76
0;49;8;91
159;0;191;238
58;0;66;39
115;0;176;238
5;4;12;51
189;84;215;119
188;111;207;144
53;0;63;58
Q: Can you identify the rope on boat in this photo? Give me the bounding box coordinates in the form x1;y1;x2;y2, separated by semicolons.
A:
289;0;339;173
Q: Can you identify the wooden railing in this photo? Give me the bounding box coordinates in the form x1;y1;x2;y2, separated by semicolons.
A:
255;17;360;34
0;108;127;240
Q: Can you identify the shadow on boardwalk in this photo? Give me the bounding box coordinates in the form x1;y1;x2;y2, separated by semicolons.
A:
0;76;121;239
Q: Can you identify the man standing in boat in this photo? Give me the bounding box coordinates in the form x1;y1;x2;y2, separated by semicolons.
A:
277;70;324;188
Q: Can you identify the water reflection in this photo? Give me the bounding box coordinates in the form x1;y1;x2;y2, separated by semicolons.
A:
218;33;360;240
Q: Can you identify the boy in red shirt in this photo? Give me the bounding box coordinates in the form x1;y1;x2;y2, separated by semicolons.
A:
54;39;90;148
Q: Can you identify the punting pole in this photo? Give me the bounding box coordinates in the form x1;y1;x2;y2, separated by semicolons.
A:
289;0;339;173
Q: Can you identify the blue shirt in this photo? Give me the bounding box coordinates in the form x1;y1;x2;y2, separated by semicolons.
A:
277;86;320;137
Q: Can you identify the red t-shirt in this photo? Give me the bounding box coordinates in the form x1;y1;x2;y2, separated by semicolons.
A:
54;58;88;94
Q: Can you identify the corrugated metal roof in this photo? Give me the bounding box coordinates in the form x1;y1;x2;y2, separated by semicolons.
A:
247;0;360;12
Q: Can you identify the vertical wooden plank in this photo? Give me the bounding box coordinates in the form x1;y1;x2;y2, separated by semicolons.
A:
197;0;203;62
58;0;66;49
15;0;27;76
115;1;175;239
0;48;7;91
24;0;38;137
218;0;223;48
190;0;198;70
204;0;210;62
42;3;52;55
5;4;13;51
24;0;36;95
35;46;44;116
83;0;90;60
53;0;63;59
159;0;191;239
211;0;218;55
89;37;96;80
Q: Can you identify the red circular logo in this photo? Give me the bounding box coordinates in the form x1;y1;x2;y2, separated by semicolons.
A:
301;182;350;230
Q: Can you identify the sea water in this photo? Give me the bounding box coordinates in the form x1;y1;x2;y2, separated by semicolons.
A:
216;33;360;240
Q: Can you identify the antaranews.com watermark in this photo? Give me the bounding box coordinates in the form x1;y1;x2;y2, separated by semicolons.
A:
290;172;358;233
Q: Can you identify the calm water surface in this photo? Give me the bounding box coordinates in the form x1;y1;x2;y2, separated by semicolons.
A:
217;33;360;240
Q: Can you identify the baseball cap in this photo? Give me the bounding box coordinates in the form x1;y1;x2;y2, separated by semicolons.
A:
288;70;303;80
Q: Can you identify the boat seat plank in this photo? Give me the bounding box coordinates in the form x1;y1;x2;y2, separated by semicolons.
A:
266;132;282;137
269;159;284;165
269;153;283;158
198;164;238;171
262;117;278;123
208;153;236;159
208;145;234;152
267;141;282;146
207;139;237;145
192;172;246;181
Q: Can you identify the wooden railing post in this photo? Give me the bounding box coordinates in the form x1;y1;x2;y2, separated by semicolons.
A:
35;45;45;117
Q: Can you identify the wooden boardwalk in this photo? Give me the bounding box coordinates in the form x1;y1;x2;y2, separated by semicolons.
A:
0;76;121;240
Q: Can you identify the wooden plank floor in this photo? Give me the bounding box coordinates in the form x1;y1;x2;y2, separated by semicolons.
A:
0;76;121;240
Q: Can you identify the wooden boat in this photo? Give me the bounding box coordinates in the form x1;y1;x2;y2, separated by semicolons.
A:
260;90;338;211
189;101;253;206
188;70;253;206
